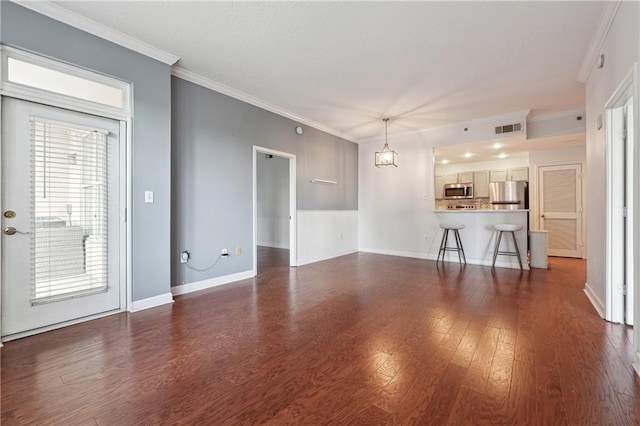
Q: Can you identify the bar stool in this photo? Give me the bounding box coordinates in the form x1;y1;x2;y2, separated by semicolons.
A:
437;224;466;265
491;224;523;270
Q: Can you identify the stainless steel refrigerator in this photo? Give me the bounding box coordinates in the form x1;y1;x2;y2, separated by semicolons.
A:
489;181;528;210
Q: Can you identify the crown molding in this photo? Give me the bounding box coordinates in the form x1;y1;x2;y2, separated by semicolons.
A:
171;66;357;143
12;0;180;65
577;0;621;83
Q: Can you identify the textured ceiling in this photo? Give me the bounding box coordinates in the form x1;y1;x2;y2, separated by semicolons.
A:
55;1;604;141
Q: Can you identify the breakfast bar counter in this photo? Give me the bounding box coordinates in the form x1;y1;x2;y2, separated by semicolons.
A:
434;209;529;269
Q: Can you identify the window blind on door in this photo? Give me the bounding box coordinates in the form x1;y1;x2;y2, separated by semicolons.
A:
30;118;109;305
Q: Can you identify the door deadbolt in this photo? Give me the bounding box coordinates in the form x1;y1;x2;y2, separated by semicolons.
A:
3;210;16;218
3;227;29;236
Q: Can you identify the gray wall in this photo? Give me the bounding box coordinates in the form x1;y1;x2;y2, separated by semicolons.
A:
257;154;289;248
1;3;172;301
172;76;358;286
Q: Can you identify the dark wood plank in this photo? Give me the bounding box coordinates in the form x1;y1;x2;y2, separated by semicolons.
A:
1;252;638;424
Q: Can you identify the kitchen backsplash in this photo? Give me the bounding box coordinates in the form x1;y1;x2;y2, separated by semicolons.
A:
434;198;492;210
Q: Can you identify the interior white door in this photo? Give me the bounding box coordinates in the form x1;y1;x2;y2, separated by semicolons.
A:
539;164;583;258
1;98;123;338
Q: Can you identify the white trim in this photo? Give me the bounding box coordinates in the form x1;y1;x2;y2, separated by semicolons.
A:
297;249;358;267
578;1;622;83
257;242;289;250
126;117;133;312
253;146;297;275
634;352;640;377
1;46;132;121
604;68;635;324
171;270;254;296
0;87;3;342
129;292;173;312
118;120;128;314
172;67;355;143
584;282;606;318
358;248;529;270
11;1;180;66
1;308;121;342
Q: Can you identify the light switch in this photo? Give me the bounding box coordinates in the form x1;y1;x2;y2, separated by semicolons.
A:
145;191;154;203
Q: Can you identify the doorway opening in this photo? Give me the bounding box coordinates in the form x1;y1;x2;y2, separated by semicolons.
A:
252;146;296;275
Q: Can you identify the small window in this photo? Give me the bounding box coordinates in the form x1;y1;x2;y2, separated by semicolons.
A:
8;57;124;108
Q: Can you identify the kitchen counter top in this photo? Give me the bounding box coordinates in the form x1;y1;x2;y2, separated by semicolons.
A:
434;209;529;213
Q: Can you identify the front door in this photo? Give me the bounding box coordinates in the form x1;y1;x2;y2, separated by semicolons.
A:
1;98;123;339
539;164;583;258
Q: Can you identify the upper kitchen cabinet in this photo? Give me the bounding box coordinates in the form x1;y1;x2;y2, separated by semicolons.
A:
458;171;473;183
474;171;490;197
509;167;529;181
490;169;508;182
489;167;529;182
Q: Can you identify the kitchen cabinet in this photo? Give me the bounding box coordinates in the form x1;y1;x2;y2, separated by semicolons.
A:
434;175;445;198
489;167;529;182
490;170;508;182
473;170;490;198
444;174;458;184
509;167;529;181
458;171;473;183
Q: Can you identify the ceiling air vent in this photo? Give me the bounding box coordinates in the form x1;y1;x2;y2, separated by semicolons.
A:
495;122;523;135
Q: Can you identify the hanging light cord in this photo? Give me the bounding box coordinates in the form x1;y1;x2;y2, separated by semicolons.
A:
383;118;390;149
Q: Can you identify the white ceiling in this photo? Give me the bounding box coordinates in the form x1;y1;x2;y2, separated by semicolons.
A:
53;1;605;141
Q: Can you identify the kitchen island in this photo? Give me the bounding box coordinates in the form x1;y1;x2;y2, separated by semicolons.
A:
434;209;529;269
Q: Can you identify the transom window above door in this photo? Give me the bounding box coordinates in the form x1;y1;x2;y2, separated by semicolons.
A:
1;46;131;119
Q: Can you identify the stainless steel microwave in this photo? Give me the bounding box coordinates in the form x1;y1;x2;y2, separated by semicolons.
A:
443;183;474;199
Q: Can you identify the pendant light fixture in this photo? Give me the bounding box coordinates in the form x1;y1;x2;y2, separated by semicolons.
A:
375;118;398;168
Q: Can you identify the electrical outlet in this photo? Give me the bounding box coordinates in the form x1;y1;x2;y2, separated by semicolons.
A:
236;247;242;256
180;251;189;264
221;248;228;256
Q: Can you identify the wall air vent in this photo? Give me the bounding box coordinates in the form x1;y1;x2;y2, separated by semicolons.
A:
495;122;524;135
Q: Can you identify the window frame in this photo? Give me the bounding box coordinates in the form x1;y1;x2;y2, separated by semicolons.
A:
1;46;132;120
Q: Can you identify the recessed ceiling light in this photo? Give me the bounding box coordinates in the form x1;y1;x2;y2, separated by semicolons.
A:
493;143;502;149
441;159;449;164
498;153;507;159
464;152;473;158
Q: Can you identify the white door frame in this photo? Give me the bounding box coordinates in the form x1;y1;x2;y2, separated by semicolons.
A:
0;47;132;341
604;66;637;327
252;146;297;275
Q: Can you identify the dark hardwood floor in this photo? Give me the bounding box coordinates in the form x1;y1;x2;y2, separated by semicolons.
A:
2;248;639;425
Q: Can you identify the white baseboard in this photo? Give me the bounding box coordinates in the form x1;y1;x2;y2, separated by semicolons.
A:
359;248;437;261
257;242;289;249
297;249;358;266
171;270;255;296
634;352;640;378
583;282;605;318
130;292;174;312
358;248;529;270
